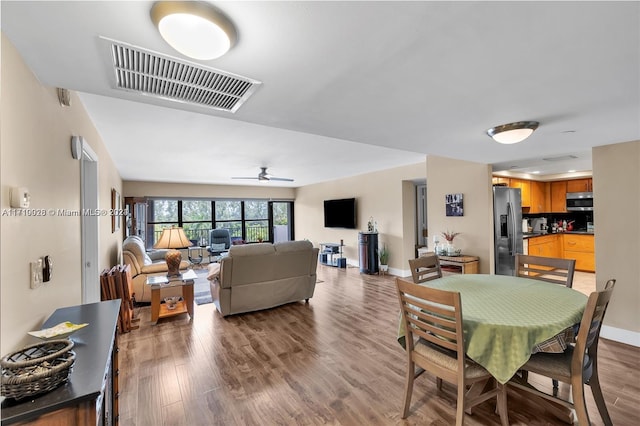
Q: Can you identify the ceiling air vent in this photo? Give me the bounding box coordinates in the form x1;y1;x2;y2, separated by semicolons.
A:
102;37;261;113
542;155;578;162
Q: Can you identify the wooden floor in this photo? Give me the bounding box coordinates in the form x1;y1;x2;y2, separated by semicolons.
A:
118;267;640;425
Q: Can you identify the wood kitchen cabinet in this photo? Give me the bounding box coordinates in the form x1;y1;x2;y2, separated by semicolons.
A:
509;178;531;208
566;178;593;192
529;181;549;213
562;234;595;272
492;176;510;185
527;234;561;258
550;181;568;212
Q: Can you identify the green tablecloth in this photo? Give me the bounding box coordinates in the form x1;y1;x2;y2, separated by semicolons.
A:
397;274;587;384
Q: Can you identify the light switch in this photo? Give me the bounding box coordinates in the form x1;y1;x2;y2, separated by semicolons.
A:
30;259;43;289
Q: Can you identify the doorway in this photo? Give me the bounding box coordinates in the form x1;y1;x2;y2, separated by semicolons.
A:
76;137;100;303
416;184;428;248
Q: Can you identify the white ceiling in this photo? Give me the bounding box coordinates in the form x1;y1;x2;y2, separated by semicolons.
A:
2;1;638;187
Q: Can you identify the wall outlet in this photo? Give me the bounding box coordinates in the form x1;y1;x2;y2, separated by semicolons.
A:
30;259;43;289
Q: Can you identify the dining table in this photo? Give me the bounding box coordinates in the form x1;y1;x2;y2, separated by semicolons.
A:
397;274;588;385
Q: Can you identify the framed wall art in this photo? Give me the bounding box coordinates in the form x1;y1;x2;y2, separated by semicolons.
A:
445;193;464;217
111;188;121;232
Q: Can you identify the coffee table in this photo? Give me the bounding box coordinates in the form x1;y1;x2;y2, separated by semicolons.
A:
146;269;197;324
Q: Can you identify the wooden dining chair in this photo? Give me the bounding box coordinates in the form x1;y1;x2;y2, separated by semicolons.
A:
395;278;509;426
509;279;616;426
515;254;576;287
408;253;442;284
515;254;577;392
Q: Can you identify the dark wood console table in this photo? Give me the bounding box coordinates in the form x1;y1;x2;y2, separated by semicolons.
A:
1;300;121;425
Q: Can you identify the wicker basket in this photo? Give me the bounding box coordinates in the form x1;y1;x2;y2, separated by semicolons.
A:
1;339;75;400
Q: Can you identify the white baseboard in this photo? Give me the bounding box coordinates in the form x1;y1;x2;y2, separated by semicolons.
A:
600;325;640;347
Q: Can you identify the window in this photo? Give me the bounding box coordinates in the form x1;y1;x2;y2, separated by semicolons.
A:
145;198;294;248
214;200;243;241
182;200;212;245
147;200;178;248
244;200;268;242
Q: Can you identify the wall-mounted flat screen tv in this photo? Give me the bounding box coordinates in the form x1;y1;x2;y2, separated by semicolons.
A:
324;198;356;229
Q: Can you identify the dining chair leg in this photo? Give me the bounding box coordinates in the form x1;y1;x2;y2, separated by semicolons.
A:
456;382;465;426
588;366;613;425
402;361;415;418
571;375;591;426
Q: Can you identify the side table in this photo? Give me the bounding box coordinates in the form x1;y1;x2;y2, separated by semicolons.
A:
437;255;479;274
146;269;197;324
188;245;209;267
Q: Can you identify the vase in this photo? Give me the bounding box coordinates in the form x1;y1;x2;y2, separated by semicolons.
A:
446;242;457;256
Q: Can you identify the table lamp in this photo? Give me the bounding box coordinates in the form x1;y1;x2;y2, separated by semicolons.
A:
153;227;192;277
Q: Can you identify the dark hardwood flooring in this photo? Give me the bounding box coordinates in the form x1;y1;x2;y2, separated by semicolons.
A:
118;266;640;425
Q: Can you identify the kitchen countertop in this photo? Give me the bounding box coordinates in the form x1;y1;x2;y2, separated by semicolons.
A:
524;231;594;239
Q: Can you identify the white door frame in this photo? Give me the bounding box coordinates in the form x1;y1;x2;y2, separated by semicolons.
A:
73;136;100;303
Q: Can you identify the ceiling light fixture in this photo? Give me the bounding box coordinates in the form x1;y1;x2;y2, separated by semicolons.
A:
150;1;237;60
486;121;539;144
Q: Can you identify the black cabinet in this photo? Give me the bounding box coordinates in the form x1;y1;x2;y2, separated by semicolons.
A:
359;232;379;274
1;300;121;426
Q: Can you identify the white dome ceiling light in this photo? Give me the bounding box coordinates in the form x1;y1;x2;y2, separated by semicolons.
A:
486;121;539;144
150;1;237;60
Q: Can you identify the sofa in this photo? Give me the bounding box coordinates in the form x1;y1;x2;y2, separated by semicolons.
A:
122;235;190;303
207;240;319;316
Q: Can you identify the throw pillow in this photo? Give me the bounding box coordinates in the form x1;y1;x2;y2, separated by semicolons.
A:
210;243;226;251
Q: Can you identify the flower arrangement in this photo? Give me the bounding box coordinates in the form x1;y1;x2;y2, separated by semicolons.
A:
441;230;460;242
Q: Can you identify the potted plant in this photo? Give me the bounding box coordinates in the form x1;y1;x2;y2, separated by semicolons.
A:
378;244;389;272
441;230;460;256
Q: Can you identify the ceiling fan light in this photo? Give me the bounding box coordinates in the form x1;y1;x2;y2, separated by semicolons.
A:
151;1;237;60
487;121;539;144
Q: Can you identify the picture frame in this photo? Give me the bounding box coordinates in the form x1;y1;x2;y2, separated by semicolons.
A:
111;188;121;232
445;193;464;217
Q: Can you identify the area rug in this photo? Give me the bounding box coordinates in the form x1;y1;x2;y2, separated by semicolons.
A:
192;268;213;305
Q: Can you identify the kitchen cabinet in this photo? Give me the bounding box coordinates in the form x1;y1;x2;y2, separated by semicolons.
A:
492;176;510;185
566;178;593;192
550;181;567;212
562;234;595;272
509;178;531;208
529;181;549;213
527;234;561;258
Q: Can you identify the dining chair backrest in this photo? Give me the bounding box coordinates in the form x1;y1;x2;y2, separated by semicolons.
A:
408;253;443;284
515;254;576;287
573;279;616;380
395;277;465;379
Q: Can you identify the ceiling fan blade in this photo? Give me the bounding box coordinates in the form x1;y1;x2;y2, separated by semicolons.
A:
231;176;259;180
269;176;294;182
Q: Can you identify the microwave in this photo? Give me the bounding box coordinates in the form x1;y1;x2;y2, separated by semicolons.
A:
566;192;594;211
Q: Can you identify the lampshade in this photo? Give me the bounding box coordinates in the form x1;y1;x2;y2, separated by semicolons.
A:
486;121;539;144
150;1;237;60
154;227;192;249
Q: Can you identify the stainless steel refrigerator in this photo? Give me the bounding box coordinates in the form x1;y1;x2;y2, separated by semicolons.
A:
493;186;523;275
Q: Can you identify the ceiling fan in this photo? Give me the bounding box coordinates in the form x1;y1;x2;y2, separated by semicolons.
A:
232;167;294;182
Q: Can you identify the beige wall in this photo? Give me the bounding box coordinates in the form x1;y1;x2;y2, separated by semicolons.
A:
1;34;123;354
426;155;494;273
592;140;640;345
295;162;426;273
123;181;295;200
